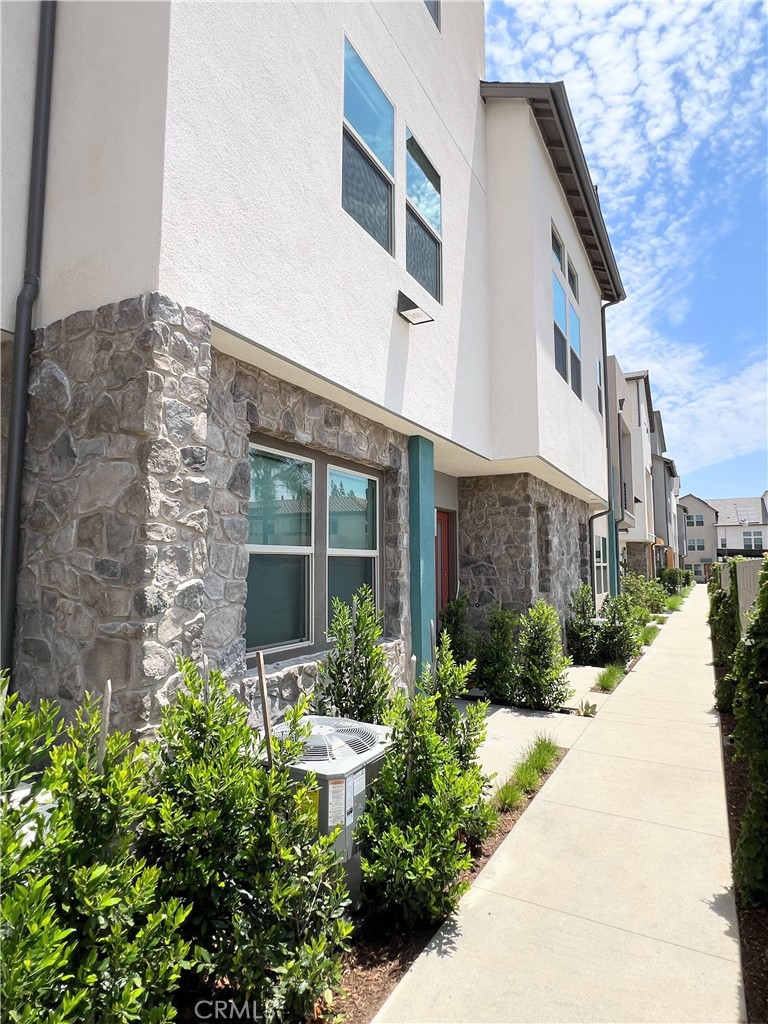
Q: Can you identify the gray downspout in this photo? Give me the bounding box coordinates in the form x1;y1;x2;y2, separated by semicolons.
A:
1;1;57;674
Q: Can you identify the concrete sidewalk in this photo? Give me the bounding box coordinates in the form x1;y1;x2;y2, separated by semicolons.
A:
374;585;746;1024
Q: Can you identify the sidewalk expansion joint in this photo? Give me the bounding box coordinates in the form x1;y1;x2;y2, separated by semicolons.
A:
537;796;729;840
569;745;721;773
468;889;741;966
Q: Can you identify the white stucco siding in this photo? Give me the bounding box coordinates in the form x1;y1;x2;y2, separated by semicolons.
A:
625;378;655;542
2;2;170;331
485;99;539;461
159;0;491;451
530;114;607;502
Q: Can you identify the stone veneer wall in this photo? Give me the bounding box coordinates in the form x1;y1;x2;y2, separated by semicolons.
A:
626;541;652;579
15;293;411;733
458;473;590;622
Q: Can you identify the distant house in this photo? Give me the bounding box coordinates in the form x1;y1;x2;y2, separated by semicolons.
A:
678;494;720;581
710;494;768;559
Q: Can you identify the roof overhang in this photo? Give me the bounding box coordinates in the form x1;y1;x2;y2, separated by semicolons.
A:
480;80;625;304
624;370;654;419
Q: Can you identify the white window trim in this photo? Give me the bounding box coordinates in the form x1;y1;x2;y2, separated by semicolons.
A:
405;127;442;302
327;463;380;627
551;222;582;399
246;443;315;655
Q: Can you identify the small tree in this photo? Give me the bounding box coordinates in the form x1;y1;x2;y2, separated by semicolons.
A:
315;585;393;724
566;583;598;665
513;600;573;711
595;594;642;666
477;606;519;704
439;591;479;670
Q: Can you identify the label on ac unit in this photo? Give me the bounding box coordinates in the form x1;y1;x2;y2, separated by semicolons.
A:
352;769;366;796
328;779;346;829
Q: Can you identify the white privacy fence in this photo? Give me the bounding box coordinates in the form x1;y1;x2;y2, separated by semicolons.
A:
720;558;764;634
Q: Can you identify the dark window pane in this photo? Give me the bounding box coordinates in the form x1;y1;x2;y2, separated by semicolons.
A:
328;556;374;618
246;554;309;650
406;132;441;233
552;231;563;270
406;207;440;299
554;324;568;380
248;449;312;546
342;132;392;251
571;352;582;398
567;261;578;298
423;0;440;26
329;469;377;549
343;39;393;173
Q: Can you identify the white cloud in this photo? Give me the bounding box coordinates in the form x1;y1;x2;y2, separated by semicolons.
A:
485;0;768;475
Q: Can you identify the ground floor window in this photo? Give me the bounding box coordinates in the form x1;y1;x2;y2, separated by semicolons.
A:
693;564;703;576
245;437;382;659
595;535;608;593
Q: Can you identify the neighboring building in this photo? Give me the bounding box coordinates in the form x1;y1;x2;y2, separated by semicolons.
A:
2;1;624;731
711;494;768;559
650;411;681;573
605;354;636;594
678;493;719;581
621;370;656;578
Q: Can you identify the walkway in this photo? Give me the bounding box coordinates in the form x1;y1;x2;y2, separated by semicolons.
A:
375;585;746;1023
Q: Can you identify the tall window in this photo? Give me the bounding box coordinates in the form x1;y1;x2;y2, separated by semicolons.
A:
595;536;608;593
328;467;379;617
423;0;440;27
342;40;394;252
245;447;314;652
687;539;696;551
406;130;441;300
744;531;763;550
596;358;603;415
245;440;382;659
551;224;581;399
696;538;705;550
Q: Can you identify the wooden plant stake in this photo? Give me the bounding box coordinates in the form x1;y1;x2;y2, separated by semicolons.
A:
256;651;273;769
96;678;112;774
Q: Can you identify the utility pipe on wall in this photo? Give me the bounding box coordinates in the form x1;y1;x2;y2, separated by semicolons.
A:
1;1;57;673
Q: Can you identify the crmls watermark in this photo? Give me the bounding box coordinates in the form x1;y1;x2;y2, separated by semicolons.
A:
194;1000;263;1021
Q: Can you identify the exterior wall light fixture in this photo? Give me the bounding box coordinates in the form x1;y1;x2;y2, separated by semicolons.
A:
397;291;434;325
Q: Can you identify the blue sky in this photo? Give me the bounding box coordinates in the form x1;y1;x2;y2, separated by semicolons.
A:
485;0;768;501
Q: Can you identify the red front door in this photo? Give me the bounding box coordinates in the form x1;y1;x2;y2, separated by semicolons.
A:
436;510;453;619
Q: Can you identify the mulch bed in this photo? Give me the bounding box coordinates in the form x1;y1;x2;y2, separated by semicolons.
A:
336;748;566;1024
719;695;768;1024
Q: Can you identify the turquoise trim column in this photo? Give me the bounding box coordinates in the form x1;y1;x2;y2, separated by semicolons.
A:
408;435;435;673
608;509;620;596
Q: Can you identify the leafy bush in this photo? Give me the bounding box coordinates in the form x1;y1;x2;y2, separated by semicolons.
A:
438;592;479;671
682;568;694;587
709;563;741;677
355;690;482;925
732;556;768;906
621;572;667;622
658;567;685;594
1;689;190;1024
139;660;351;1022
477;605;519;704
565;583;598;665
595;595;642;666
315;585;392;724
512;600;573;711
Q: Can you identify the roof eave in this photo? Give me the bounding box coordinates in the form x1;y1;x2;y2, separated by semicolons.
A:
480;80;625;304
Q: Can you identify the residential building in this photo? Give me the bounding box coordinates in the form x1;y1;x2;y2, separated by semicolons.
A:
2;1;623;732
650;411;681;573
605;354;636;594
678;493;719;581
621;370;656;578
711;494;768;558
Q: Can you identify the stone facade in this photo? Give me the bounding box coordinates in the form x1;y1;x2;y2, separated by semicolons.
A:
458;473;590;622
626;540;653;579
15;293;411;733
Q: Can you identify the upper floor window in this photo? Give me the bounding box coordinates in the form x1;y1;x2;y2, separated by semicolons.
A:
597;358;603;415
405;130;441;300
342;40;394;252
696;538;705;550
720;537;726;547
695;514;704;525
551;223;581;399
744;531;763;550
423;0;440;28
686;513;704;527
687;539;696;551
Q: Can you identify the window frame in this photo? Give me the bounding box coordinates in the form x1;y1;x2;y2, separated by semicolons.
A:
245;443;316;656
341;39;395;253
405;128;442;301
551;222;582;400
327;463;380;620
245;435;384;665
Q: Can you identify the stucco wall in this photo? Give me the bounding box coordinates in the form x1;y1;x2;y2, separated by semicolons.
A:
1;2;170;332
158;0;491;455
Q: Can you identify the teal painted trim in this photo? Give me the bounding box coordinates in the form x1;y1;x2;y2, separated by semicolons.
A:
608;509;620;595
408;436;436;673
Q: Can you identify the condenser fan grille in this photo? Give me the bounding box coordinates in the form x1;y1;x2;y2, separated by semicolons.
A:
275;716;380;764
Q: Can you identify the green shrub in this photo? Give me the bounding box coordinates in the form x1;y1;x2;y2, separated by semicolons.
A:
708;563;741;678
512;761;541;792
565;583;598;666
715;673;738;713
666;594;684;612
682;568;694;587
658;567;685;594
356;691;482;925
315;585;392;724
1;689;189;1024
732;556;768;906
595;595;642;666
139;660;351;1022
512;600;573;711
493;780;525;812
477;605;519;704
595;663;625;692
438;592;480;671
524;734;559;775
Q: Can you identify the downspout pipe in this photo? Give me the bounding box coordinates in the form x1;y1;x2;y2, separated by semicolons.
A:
588;506;609;609
1;1;57;674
